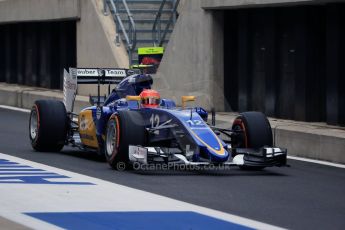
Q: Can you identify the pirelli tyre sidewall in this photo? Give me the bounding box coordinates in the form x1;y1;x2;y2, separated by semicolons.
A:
105;110;146;170
29;100;68;152
105;115;121;167
232;111;273;170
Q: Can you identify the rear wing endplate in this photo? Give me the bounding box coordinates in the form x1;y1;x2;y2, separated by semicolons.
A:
63;68;134;113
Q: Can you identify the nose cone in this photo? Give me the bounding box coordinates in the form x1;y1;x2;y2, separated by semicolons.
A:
207;147;229;162
175;110;230;163
191;127;229;162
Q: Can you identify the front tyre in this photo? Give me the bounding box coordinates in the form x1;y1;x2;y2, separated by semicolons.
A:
105;111;146;170
29;100;68;152
232;111;273;170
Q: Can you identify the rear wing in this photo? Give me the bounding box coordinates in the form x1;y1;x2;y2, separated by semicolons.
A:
63;68;135;112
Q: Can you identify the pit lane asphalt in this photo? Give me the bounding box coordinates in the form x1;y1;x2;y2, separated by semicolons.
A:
1;107;344;230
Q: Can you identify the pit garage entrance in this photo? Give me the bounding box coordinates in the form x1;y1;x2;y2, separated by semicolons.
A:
0;20;76;89
223;3;345;126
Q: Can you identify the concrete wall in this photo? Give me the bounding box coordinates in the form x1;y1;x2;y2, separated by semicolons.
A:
77;0;128;68
0;82;89;114
0;0;80;23
154;0;225;111
76;0;128;95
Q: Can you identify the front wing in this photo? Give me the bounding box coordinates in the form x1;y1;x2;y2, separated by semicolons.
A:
128;145;287;169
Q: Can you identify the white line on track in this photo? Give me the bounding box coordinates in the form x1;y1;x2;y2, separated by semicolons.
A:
1;104;344;169
288;156;345;169
0;105;30;113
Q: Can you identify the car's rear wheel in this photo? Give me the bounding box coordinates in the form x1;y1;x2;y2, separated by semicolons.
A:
232;111;272;170
29;100;68;152
105;110;146;170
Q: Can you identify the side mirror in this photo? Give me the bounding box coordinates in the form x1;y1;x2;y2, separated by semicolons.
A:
126;95;141;108
181;96;195;109
126;95;141;101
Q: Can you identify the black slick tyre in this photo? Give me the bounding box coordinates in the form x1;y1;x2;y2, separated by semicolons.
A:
105;110;146;170
29;100;68;152
232;111;273;170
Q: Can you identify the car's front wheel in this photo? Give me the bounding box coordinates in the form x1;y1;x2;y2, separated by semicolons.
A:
232;111;273;170
105;110;146;170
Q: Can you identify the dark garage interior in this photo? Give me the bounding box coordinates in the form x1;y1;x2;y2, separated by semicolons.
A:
0;20;76;89
224;3;345;126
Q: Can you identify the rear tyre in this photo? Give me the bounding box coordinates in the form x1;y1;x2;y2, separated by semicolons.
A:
232;111;272;170
29;100;68;152
105;110;146;170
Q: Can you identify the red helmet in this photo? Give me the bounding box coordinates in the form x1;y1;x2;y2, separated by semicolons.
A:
139;89;160;108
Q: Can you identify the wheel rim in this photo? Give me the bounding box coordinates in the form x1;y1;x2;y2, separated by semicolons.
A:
30;109;38;140
106;121;117;157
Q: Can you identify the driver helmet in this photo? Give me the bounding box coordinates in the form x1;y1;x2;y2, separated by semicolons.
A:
139;89;160;108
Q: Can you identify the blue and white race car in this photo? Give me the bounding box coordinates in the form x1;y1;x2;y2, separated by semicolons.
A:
29;68;287;170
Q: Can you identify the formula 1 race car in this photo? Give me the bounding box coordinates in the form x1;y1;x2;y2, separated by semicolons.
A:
29;68;287;170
